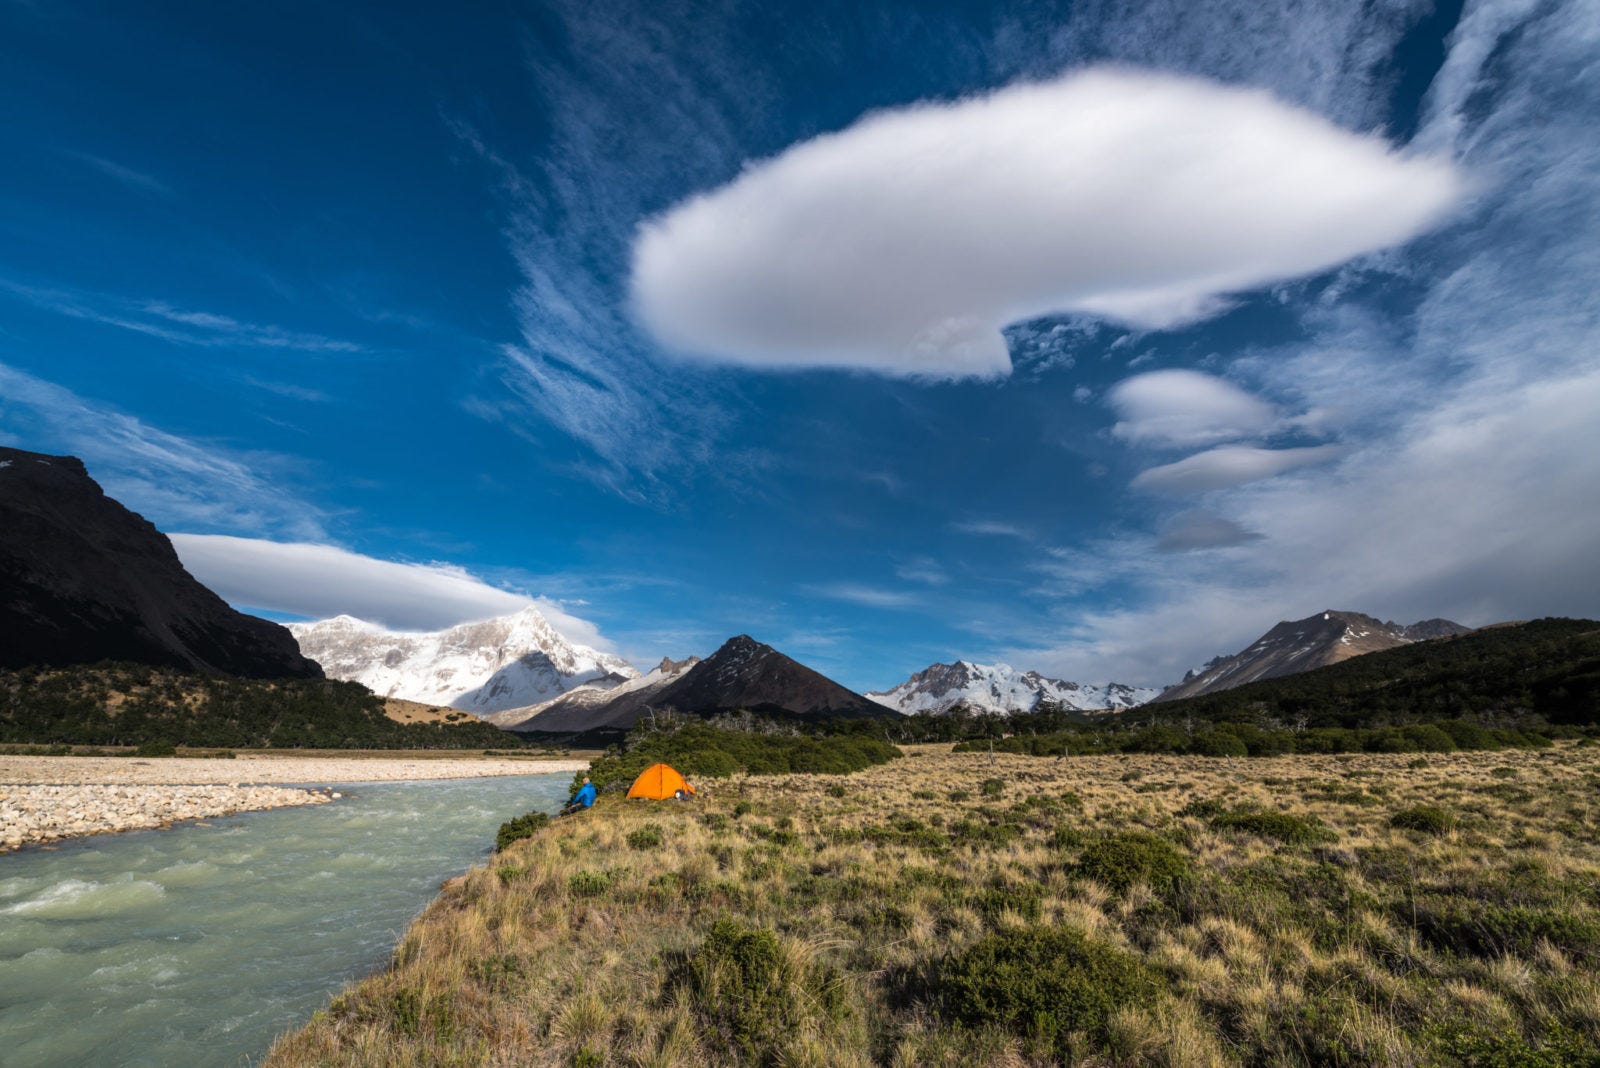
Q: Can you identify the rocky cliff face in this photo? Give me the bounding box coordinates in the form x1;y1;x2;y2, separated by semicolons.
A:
0;447;321;678
1155;609;1470;701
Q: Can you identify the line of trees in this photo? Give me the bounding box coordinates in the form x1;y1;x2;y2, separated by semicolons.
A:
0;661;521;749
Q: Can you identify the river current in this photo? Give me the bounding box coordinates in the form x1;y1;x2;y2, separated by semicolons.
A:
0;773;572;1067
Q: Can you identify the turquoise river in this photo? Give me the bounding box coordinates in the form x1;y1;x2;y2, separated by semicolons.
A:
0;772;573;1067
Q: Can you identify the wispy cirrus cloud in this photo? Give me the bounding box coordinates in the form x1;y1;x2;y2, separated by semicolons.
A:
0;362;326;539
0;279;364;353
951;519;1032;540
804;583;921;610
64;151;174;197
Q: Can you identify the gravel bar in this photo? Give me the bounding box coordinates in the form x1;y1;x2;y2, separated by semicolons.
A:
0;754;589;852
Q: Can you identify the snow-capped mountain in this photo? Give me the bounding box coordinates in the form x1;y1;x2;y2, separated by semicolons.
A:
1154;610;1470;702
288;606;638;715
867;660;1158;715
489;655;701;730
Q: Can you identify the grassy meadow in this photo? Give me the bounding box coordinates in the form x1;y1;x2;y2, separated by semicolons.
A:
266;743;1600;1066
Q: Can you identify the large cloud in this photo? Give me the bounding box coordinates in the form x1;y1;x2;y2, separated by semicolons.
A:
169;534;615;649
631;66;1463;377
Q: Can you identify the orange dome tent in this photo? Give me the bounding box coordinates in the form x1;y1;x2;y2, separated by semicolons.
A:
626;762;695;800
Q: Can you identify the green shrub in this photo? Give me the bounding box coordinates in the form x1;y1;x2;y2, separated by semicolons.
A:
827;783;848;798
935;926;1161;1052
495;811;550;851
1391;805;1456;836
626;824;664;850
980;778;1005;798
1411;899;1600;960
948;790;971;802
1210;806;1335;845
1190;731;1248;757
567;870;613;897
732;801;752;819
675;919;844;1060
1075;832;1188;894
134;739;177;757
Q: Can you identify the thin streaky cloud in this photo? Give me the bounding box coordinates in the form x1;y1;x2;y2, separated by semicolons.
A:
0;361;327;540
65;151;174;197
0;279;364;354
804;583;922;609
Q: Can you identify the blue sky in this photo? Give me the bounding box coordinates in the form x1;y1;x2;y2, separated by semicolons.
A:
3;0;1596;691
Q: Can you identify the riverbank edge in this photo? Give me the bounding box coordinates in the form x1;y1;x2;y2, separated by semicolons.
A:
0;754;591;853
0;782;333;853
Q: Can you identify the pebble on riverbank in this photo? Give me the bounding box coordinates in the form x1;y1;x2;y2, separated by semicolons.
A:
0;783;330;853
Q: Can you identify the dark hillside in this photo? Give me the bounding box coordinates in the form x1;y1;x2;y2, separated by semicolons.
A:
0;662;518;749
1143;617;1600;728
0;446;320;678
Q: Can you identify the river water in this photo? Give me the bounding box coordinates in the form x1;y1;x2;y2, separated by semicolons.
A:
0;773;572;1067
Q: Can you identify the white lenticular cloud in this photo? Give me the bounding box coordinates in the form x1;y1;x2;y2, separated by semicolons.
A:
1108;369;1279;447
169;534;615;649
630;66;1463;378
1133;443;1346;493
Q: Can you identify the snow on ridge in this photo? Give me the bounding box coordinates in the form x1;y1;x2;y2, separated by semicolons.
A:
288;605;638;716
868;660;1158;715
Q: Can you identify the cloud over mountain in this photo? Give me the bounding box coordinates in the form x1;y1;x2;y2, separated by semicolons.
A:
170;534;613;649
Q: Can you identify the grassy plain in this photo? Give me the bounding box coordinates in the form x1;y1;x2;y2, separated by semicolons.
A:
266;743;1600;1067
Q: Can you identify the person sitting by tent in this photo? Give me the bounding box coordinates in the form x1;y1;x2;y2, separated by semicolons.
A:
560;776;597;816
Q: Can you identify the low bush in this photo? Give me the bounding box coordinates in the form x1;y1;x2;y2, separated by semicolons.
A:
674;919;846;1061
1209;806;1335;845
567;870;613;897
626;824;664;850
495;811;550;851
1075;832;1188;894
134;739;177;757
934;926;1161;1054
979;778;1005;798
1391;805;1456;836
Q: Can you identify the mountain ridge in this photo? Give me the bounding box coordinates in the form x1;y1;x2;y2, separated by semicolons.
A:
1155;609;1471;702
867;660;1157;715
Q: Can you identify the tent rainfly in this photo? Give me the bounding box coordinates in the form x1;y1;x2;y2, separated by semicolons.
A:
626;762;695;800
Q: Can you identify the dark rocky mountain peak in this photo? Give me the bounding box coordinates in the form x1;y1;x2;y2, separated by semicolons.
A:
0;446;321;678
507;634;887;733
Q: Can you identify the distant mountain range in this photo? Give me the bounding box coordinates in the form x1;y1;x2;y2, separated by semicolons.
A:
867;660;1157;715
496;635;890;733
288;608;637;714
1155;610;1471;702
0;446;320;679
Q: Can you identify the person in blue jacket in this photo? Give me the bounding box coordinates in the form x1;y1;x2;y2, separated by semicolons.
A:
561;776;597;816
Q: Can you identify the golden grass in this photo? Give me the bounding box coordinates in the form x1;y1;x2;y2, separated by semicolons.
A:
265;743;1600;1066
